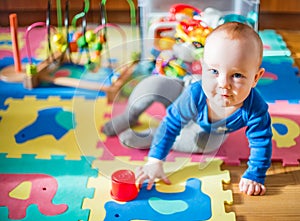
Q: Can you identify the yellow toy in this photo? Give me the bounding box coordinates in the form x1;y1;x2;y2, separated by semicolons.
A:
154;18;212;78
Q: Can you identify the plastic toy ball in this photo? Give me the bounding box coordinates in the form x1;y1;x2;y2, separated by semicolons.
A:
72;32;83;42
85;30;96;43
53;33;65;45
52;33;67;52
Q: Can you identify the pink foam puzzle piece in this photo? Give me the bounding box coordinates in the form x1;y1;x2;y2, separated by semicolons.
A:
159;128;250;165
97;136;148;161
269;101;300;166
269;100;300;115
100;100;300;166
270;114;300;166
99;102;166;161
216;128;250;165
99;120;149;161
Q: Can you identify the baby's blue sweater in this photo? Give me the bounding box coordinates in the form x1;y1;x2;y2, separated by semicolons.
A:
149;81;272;184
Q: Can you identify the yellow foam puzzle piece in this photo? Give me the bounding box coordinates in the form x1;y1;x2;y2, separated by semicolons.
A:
83;157;235;221
272;116;300;148
0;96;110;159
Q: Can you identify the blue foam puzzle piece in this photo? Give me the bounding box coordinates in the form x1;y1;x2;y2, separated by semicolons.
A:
258;58;300;103
104;178;212;221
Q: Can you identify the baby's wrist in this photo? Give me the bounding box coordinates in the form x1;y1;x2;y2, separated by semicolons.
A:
147;157;163;164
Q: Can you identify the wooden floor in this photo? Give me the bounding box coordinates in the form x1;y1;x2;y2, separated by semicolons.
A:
277;30;300;68
222;30;300;221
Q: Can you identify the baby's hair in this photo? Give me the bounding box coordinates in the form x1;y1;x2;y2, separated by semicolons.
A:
206;22;263;65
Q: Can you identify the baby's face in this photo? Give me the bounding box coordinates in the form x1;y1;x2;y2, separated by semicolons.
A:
201;33;264;108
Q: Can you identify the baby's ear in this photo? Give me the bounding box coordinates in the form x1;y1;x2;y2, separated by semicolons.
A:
252;68;265;87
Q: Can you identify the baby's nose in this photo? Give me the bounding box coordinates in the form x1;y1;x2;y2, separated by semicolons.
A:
218;75;231;89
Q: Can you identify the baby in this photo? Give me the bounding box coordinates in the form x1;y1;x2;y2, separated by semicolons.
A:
136;22;272;196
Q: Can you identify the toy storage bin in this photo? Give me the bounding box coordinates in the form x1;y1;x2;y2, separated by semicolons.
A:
138;0;260;58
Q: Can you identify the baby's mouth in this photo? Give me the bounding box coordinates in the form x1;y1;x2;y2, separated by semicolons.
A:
220;94;231;99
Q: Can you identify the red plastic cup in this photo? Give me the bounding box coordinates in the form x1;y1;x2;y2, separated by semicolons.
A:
111;169;139;202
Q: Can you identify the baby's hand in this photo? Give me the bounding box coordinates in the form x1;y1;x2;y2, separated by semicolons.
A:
135;157;171;190
239;178;266;196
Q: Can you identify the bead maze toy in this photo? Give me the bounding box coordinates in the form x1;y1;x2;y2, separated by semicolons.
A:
0;0;139;102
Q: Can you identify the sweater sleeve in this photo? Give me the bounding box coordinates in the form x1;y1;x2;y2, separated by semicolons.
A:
242;91;273;184
148;82;203;160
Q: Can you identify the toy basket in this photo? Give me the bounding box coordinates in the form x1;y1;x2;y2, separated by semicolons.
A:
138;0;260;58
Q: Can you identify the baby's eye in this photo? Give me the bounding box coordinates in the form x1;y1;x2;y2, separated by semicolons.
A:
209;69;218;75
232;73;243;78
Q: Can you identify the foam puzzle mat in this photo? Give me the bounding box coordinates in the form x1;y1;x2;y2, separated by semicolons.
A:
1;25;300;220
0;96;236;220
0;153;235;220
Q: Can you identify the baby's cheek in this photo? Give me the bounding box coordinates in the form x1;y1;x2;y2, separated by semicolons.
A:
202;78;216;92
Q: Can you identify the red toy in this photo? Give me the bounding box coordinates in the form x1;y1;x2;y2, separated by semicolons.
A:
111;169;139;202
